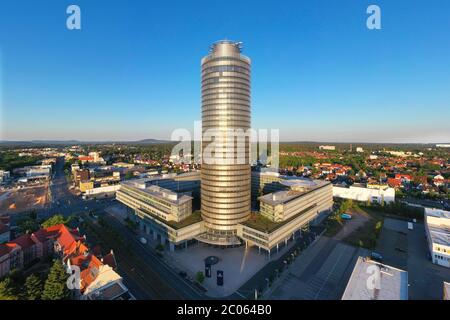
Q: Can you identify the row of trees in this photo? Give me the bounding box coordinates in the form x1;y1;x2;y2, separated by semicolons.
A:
16;213;73;234
0;260;70;300
0;152;43;172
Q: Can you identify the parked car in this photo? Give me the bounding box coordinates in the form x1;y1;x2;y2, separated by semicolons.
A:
341;213;352;220
140;237;147;245
370;252;383;262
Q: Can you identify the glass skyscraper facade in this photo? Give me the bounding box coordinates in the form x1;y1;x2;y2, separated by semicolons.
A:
200;40;251;245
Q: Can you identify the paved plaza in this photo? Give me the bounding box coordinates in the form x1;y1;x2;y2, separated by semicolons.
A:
167;241;296;298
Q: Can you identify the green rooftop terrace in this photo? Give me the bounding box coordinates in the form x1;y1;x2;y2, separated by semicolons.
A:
138;208;203;230
241;204;317;234
166;210;203;229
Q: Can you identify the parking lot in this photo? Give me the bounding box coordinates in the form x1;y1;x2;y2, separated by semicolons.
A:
266;235;369;300
376;217;450;300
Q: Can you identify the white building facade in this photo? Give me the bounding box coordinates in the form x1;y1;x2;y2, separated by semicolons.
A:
425;208;450;268
333;184;395;204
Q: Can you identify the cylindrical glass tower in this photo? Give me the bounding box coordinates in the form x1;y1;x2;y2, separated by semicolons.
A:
200;40;251;245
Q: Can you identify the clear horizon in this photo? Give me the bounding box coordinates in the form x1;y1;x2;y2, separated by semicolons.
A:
1;0;450;143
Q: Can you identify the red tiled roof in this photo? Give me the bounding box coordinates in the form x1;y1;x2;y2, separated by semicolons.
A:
32;224;86;256
79;156;94;161
0;243;19;257
11;234;36;250
79;254;103;291
387;178;402;187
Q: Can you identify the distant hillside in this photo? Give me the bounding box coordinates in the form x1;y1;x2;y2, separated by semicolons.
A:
0;138;173;146
134;139;173;144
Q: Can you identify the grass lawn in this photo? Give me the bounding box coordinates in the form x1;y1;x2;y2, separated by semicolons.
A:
323;214;344;237
343;208;384;250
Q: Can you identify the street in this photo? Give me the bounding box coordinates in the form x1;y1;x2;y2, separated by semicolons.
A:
33;157;205;300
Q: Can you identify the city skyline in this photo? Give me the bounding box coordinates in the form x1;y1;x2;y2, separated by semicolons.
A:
1;0;450;143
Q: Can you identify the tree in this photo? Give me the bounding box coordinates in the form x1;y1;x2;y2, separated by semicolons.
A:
17;216;39;234
42;260;71;300
25;274;43;300
125;171;134;180
41;214;71;228
195;271;205;284
0;278;18;300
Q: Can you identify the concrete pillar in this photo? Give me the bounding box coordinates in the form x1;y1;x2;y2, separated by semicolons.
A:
185;241;188;250
258;246;261;254
285;238;288;246
146;225;150;235
153;231;158;240
268;249;271;260
160;236;166;245
169;242;175;252
276;243;279;253
292;231;295;241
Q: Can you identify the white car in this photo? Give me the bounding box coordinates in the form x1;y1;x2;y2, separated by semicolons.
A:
140;237;147;245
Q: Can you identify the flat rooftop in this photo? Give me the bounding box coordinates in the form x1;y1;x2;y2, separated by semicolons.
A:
121;181;192;205
259;179;329;206
427;225;450;247
425;208;450;247
138;209;202;230
241;204;317;234
425;207;450;219
342;256;408;300
122;172;200;188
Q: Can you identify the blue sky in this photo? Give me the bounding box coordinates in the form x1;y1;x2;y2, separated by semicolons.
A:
0;0;449;143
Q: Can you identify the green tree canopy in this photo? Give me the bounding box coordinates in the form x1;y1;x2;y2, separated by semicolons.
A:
42;260;71;300
0;277;18;300
41;214;72;228
25;274;44;300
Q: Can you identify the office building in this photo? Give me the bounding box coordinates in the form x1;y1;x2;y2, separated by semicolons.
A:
239;179;332;256
200;40;252;245
117;178;203;251
251;169;285;201
74;169;90;185
116;41;334;256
